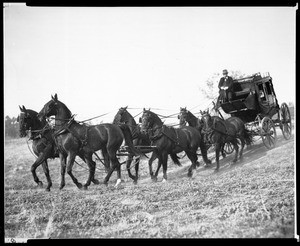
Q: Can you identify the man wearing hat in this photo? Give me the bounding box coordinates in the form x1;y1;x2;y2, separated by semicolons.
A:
218;69;234;103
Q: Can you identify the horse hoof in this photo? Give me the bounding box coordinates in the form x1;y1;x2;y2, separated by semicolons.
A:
187;171;193;178
196;162;200;167
92;179;100;185
37;181;43;188
232;159;238;164
114;179;122;188
133;180;138;185
77;183;83;189
151;176;158;182
214;168;219;172
83;185;88;190
45;188;50;192
59;185;65;190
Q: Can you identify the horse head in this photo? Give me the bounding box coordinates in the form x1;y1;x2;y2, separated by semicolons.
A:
18;105;42;137
38;94;72;126
200;109;213;132
178;107;188;126
113;106;129;124
37;93;59;122
140;108;162;134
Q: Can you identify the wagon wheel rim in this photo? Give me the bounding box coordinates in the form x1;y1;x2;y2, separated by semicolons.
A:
280;103;292;140
260;117;277;149
224;142;234;154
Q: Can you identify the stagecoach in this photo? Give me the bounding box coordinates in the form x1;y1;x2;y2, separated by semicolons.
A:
217;72;292;149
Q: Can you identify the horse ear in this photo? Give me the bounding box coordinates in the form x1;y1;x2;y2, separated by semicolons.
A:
17;115;19;122
54;93;58;101
19;105;23;112
199;110;202;115
125;106;128;109
22;105;26;111
185;106;186;110
143;108;146;112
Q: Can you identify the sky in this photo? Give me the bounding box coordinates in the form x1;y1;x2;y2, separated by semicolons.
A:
4;4;296;124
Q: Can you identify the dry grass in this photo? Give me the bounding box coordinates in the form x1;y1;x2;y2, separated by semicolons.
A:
4;133;295;238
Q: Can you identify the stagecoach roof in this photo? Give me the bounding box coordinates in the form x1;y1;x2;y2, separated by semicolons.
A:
233;73;272;85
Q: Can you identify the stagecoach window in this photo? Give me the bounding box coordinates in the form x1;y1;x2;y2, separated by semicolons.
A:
265;82;273;95
257;83;266;100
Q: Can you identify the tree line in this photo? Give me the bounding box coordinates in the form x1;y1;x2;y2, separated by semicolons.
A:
5;116;19;138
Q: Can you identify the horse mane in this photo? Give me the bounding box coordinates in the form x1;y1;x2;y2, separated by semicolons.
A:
123;109;136;125
57;100;72;118
26;109;38;116
146;110;163;125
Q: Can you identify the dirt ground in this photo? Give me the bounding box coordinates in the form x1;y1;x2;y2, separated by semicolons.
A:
4;131;295;239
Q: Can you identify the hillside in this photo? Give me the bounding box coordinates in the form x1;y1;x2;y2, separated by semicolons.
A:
4;132;295;239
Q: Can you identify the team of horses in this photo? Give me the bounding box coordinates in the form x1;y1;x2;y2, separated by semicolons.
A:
18;94;253;191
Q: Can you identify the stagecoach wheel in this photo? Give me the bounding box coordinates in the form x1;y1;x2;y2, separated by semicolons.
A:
280;103;292;140
224;142;234;155
260;116;277;149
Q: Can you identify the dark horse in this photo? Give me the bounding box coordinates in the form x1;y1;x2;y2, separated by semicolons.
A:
200;110;253;171
37;94;140;189
140;109;211;180
18;105;55;191
113;107;181;184
18;106;94;191
178;107;227;159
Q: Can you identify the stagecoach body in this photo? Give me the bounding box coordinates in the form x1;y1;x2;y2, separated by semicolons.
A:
219;73;292;149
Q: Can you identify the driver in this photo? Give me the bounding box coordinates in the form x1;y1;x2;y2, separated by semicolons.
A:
218;69;234;103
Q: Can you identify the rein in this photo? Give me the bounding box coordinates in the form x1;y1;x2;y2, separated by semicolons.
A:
27;139;38;158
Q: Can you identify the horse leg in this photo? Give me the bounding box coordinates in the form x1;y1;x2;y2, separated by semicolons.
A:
114;157;122;188
221;143;226;159
239;138;245;161
161;152;169;182
66;152;83;189
232;140;239;164
133;156;140;184
102;147;110;173
103;147;119;186
152;153;162;182
90;159;100;185
30;154;45;188
59;153;67;190
148;151;157;179
215;143;221;171
199;140;212;166
187;151;198;177
41;160;52;191
30;144;52;188
83;153;96;190
126;155;135;181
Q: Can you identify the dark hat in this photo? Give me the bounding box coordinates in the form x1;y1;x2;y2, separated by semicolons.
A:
222;69;228;74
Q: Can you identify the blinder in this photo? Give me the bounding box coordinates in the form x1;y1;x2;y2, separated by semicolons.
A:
139;117;142;123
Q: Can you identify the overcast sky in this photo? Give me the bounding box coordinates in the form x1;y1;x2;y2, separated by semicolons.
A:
4;4;296;124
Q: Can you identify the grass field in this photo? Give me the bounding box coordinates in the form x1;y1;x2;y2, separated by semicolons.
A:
4;132;295;239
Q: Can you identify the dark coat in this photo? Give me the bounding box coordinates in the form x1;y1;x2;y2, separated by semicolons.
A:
218;76;234;90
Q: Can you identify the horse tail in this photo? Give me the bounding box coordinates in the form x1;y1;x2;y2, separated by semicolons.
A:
170;153;182;166
243;127;253;146
118;124;143;157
